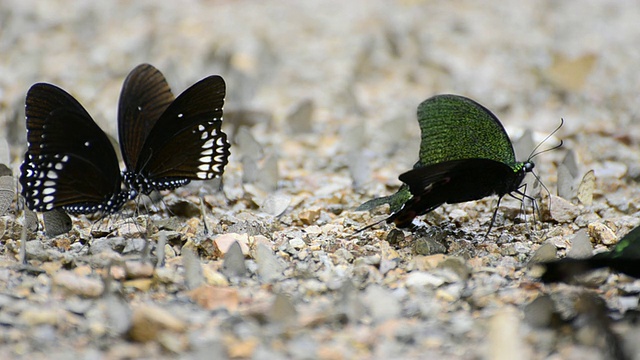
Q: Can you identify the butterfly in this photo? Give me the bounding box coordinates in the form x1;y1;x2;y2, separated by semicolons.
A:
358;94;539;233
540;225;640;283
20;64;230;215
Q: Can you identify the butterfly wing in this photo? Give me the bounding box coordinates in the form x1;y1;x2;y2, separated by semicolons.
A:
118;63;175;171
541;225;640;282
388;159;520;228
417;95;518;167
20;83;125;214
133;75;230;193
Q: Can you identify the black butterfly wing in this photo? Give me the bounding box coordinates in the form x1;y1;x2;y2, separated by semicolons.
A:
541;225;640;282
20;83;125;214
133;75;230;193
118;63;175;171
388;159;521;228
400;159;522;201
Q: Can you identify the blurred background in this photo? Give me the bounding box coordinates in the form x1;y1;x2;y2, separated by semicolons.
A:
3;1;640;179
3;1;640;358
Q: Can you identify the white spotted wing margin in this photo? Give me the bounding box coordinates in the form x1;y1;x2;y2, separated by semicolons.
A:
19;83;131;214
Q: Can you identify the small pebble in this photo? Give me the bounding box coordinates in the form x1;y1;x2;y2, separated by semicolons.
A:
52;270;104;298
405;271;445;289
587;222;617;245
128;305;187;343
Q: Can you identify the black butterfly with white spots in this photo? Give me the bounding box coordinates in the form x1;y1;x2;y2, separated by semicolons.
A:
20;64;230;215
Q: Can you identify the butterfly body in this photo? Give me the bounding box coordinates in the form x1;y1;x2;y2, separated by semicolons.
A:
20;64;230;215
389;158;532;228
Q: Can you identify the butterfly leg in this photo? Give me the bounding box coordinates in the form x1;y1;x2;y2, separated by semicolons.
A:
484;195;504;239
510;183;541;233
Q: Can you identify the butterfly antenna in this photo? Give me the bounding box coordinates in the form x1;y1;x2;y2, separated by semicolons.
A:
528;118;564;160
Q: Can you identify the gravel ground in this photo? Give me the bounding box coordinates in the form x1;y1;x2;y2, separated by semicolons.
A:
2;1;640;359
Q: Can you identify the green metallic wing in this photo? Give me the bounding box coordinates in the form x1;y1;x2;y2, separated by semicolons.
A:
356;184;412;213
598;225;640;259
417;94;518;168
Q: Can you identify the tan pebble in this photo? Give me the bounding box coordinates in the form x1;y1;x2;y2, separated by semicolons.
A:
123;279;153;292
226;337;259;358
185;218;200;236
40;261;62;275
321;224;340;233
588;222;617;245
110;265;126;280
449;209;469;223
467;257;484;269
164;244;177;258
157;332;189;353
36;273;50;286
154;267;182;284
435;289;458;302
202;266;229;286
405;271;445;289
410;254;447;271
545;195;580;223
188;285;239;311
89;321;107;337
289;237;306;249
125;261;155;279
298;209;320;225
14;286;31;298
317;346;345;360
128;304;187;343
117;222;146;238
308;244;322;251
52;237;71;251
74;265;93;277
198;238;218;258
384;248;401;261
53;270;103;297
249;235;272;252
214;233;250;255
19;309;59;326
305;225;322;235
487;306;527;359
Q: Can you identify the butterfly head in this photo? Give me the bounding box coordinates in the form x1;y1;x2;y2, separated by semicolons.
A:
523;161;535;173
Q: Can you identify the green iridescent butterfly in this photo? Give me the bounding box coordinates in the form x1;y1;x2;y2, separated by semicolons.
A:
358;94;540;233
